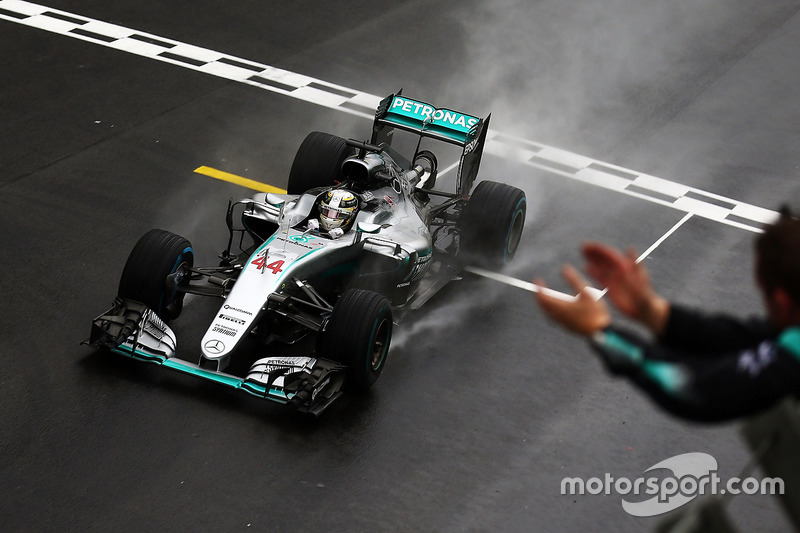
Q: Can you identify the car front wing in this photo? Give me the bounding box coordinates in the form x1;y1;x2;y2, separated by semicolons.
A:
85;298;347;416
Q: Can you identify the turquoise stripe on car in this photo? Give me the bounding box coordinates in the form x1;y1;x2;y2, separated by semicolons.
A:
111;346;289;401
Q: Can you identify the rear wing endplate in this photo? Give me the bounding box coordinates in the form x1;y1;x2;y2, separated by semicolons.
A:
370;92;490;195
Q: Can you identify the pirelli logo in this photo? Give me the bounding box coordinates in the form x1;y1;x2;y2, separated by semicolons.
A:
218;313;246;325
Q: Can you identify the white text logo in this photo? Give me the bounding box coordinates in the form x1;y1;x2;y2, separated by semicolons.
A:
561;452;784;517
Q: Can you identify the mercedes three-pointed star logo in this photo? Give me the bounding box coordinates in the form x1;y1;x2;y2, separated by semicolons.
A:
204;339;225;354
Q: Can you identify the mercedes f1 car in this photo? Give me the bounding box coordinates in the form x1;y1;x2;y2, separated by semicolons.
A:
86;92;527;415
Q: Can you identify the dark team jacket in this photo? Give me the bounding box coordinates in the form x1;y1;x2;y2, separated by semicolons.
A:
590;305;800;422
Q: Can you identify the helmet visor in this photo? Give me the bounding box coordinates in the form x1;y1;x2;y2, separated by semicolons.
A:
320;207;346;220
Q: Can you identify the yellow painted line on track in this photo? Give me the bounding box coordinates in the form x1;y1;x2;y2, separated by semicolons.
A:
194;166;287;194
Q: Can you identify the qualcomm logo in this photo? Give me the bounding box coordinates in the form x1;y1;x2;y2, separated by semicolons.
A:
561;452;784;517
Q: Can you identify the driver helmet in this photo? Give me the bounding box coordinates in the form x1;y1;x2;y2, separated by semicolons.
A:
318;189;358;232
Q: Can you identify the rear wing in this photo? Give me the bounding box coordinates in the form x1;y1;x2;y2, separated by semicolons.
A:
370;92;490;195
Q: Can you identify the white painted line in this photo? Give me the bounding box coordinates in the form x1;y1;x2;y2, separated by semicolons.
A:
292;86;350;107
465;266;608;302
438;160;460;176
730;203;779;224
535;146;595;169
0;0;44;16
110;37;167;57
199;61;255;80
260;66;313;88
464;266;577;301
169;43;223;63
348;93;383;110
573;167;632;191
632;175;686;198
484;140;541;166
467;212;694;299
673;197;732;221
636;212;694;262
81;20;134;40
24;13;74;32
0;0;780;231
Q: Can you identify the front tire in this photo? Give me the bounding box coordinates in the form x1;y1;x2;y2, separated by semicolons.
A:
287;132;353;194
318;289;392;391
118;229;194;320
459;181;526;268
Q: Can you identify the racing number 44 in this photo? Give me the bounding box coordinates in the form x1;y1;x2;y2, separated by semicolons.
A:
251;257;284;274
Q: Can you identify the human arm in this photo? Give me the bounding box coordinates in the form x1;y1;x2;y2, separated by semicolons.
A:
535;242;774;351
534;241;668;337
660;304;778;353
535;241;791;421
536;276;793;421
591;325;800;421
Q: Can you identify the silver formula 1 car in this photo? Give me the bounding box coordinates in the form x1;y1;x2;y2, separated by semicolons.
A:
86;92;527;415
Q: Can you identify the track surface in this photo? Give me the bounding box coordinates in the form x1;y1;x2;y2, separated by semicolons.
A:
2;1;799;531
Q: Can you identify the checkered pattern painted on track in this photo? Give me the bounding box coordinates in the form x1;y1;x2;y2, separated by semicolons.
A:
1;0;778;233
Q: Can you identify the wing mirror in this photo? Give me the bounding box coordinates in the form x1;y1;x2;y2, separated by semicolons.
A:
265;193;286;209
357;222;381;234
355;222;381;243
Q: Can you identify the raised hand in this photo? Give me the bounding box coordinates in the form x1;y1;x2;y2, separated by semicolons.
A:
581;242;669;335
535;265;611;336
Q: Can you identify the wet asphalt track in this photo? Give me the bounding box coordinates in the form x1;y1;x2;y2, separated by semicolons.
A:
2;1;800;531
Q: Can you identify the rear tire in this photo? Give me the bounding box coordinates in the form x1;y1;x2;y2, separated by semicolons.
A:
287;132;353;194
118;229;194;320
459;181;526;268
318;289;392;391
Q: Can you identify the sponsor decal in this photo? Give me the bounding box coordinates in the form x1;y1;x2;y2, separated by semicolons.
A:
465;136;480;154
218;313;246;325
289;234;316;244
273;236;317;250
212;325;237;337
390;96;480;133
409;252;433;280
312;376;332;401
204;339;225;354
737;341;776;376
267;357;313;367
383;195;395;207
224;304;253;316
258;357;315;375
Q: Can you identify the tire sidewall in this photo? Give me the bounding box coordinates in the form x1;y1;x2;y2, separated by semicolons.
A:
287;132;352;194
502;196;527;264
318;289;393;391
118;229;194;320
361;303;392;385
460;181;527;268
